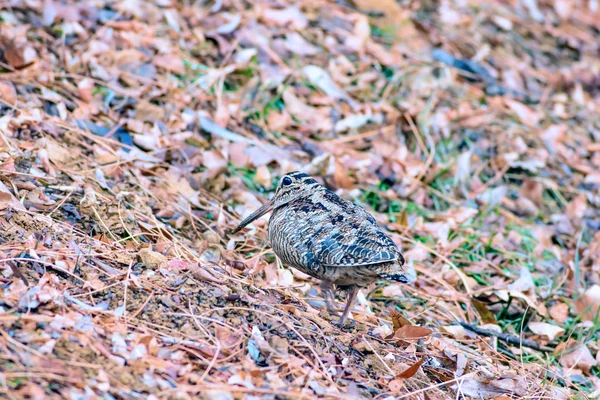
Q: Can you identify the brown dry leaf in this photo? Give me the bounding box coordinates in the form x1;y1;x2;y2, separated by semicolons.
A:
584;172;600;185
566;193;587;220
505;99;541;127
451;377;513;399
261;7;308;30
303;65;357;109
519;179;543;207
345;14;370;52
153;54;185;74
528;321;565;341
266;109;291;131
389;309;412;332
254;165;272;189
5;41;38;68
549;302;570;324
396;358;424;379
0;156;15;174
0;180;25;211
352;0;423;49
556;339;597;374
135;100;165;122
472;298;498;324
0;80;17;105
574;285;600;321
388;325;433;340
333;160;354;189
77;78;94;102
285;32;320;56
137;247;167;269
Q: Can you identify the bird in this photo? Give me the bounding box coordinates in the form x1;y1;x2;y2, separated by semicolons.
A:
230;171;408;326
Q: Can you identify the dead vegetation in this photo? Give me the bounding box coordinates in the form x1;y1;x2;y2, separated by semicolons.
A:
1;0;600;398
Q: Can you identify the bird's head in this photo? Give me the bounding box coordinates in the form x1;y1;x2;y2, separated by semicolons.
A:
230;171;320;234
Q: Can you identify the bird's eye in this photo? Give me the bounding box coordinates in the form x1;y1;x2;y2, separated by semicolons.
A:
282;176;293;186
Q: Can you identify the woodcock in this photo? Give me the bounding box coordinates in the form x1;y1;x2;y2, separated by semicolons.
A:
231;171;408;325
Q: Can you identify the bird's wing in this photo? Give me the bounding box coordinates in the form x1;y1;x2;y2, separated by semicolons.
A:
314;228;400;268
323;244;399;267
306;191;402;268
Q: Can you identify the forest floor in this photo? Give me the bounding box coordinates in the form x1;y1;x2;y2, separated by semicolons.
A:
1;0;600;398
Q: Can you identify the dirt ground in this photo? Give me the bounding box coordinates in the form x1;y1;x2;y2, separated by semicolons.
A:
1;0;600;399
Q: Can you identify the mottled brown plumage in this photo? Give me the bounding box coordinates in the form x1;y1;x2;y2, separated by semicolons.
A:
231;171;408;325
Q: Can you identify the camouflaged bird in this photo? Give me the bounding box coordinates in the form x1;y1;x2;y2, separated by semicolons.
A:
231;171;408;325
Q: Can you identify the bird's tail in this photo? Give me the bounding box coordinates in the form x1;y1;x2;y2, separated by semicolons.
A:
379;273;409;284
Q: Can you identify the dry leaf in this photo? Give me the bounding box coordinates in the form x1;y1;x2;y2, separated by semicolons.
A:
261;7;308;30
549;302;570;324
557;340;597;374
519;179;543;207
0;180;25;211
528;321;565;341
472;298;498;324
388;325;433;340
303;65;358;109
77;78;94;102
5;41;38;68
0;80;17;105
285;32;320;56
396;359;424;379
574;285;600;321
135;100;165;122
153;54;185;74
389;309;412;332
505;99;541;127
451;378;512;399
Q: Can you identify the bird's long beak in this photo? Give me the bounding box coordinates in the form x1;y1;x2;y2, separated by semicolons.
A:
230;200;274;234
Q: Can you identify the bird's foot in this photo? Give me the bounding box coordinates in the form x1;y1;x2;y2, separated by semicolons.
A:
333;317;356;330
321;282;341;317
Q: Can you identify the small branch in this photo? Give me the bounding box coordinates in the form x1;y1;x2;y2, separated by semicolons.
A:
460;322;554;353
7;261;29;286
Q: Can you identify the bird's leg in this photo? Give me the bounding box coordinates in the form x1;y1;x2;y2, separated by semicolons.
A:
320;281;340;316
336;286;359;326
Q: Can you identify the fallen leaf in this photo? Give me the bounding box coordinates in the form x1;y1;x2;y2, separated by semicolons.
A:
557;340;597;374
505;99;540;127
285;32;320;56
153;54;185;74
303;65;358;109
451;378;512;399
216;13;241;34
344;14;370;52
507;266;535;293
574;285;600;321
549;302;569;324
519;179;543;207
5;41;38;68
0;80;17;105
396;359;424;379
333;160;354;189
77;78;94;102
0;180;25;211
528;321;565;341
389;309;412;332
472;298;498;324
388;325;433;340
566;194;587;220
135;100;165;122
261;7;308;30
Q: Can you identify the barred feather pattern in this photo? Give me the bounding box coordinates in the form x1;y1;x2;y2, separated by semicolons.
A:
267;173;405;288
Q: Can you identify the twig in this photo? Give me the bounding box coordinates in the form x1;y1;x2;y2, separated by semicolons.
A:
6;261;28;286
460;322;554;353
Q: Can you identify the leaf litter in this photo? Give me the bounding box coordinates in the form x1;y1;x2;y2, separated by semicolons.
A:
0;0;600;398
